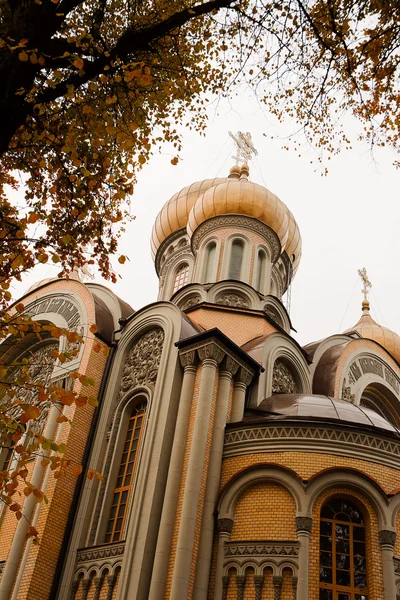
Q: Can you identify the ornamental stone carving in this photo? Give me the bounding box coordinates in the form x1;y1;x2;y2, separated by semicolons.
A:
218;518;234;534
272;360;297;394
341;378;355;402
119;328;164;396
379;529;396;547
180;296;201;311
217;294;249;309
273;576;283;600
224;541;299;557
2;342;59;435
295;516;312;533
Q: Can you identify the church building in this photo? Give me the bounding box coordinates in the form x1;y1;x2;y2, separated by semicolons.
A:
1;152;400;600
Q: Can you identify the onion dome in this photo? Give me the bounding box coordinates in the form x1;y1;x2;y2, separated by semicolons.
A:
344;300;400;364
151;177;230;259
151;164;302;276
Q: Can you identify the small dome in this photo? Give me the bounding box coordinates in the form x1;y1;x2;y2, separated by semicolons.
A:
245;394;400;434
150;177;230;258
344;301;400;364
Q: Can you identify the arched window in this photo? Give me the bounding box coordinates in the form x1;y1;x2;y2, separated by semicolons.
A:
203;242;216;283
255;249;267;292
228;240;244;280
173;263;189;293
105;402;147;543
319;498;368;600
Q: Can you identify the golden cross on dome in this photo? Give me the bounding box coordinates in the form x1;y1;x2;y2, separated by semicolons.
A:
229;131;258;165
358;267;372;302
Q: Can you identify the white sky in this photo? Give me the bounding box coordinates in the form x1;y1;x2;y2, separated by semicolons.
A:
12;92;400;347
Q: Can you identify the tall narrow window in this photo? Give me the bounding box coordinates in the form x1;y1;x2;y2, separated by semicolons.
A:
228;240;244;280
255;249;267;292
319;498;368;600
173;263;189;293
203;242;216;282
105;402;146;543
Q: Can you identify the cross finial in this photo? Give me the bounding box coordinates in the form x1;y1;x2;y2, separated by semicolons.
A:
229;131;258;166
358;267;372;302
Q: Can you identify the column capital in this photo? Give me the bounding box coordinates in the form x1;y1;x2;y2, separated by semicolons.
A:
235;366;253;387
379;529;396;548
198;341;225;364
223;355;240;377
296;516;312;534
179;349;198;369
217;517;234;534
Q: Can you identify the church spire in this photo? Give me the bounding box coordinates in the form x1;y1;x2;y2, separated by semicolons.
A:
357;267;372;313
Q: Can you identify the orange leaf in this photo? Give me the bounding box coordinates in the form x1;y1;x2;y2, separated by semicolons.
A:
27;212;40;224
118;255;126;264
71;465;82;477
171;157;179;165
18;51;29;62
89;324;98;334
73;58;84;69
15;303;25;313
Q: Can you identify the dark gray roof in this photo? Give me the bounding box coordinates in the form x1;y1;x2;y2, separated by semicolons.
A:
245;394;400;435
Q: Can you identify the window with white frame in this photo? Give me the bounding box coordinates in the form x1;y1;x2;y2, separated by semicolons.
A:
173;263;189;293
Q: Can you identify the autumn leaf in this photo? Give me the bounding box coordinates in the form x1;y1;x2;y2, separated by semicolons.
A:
18;51;29;62
73;58;84;69
71;464;82;477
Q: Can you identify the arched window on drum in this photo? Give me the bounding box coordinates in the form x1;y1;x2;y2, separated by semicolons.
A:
203;241;216;283
319;498;368;600
173;263;189;293
105;402;147;543
228;240;244;280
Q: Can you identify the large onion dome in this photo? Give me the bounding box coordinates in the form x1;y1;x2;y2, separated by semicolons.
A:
345;300;400;364
151;165;302;276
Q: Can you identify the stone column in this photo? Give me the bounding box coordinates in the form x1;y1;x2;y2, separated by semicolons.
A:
214;518;234;600
292;576;298;600
295;516;312;600
193;358;238;600
230;368;252;423
148;351;197;599
379;529;397;600
0;403;61;600
273;576;283;600
222;576;229;600
254;575;264;600
236;575;246;600
170;344;223;599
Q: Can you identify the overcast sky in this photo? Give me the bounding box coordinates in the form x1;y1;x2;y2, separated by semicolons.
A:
12;92;400;347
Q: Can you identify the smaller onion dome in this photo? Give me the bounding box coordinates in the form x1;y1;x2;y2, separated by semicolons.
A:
344;300;400;364
150;177;230;259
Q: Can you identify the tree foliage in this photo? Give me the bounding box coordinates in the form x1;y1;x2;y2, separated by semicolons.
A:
1;0;400;526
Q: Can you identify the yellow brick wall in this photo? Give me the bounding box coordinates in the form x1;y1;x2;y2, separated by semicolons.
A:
218;451;391;600
231;483;296;541
221;451;400;494
188;307;278;347
17;339;109;600
395;512;400;557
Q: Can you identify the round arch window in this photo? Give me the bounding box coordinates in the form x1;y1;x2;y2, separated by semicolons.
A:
319;498;368;600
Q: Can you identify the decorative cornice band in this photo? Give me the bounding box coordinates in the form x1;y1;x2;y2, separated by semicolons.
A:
191;215;281;263
223;423;400;470
77;542;125;564
224;540;299;557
